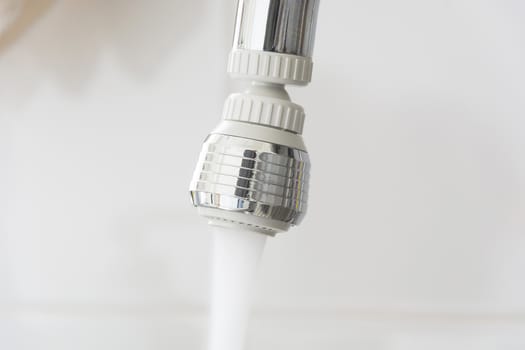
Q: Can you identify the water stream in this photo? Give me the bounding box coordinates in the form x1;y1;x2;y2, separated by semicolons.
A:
207;226;268;350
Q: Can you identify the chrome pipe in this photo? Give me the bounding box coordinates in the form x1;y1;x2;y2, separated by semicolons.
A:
233;0;320;58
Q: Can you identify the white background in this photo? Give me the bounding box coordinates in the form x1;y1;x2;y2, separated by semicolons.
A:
1;0;524;349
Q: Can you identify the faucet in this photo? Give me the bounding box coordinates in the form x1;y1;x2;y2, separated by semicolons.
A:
190;0;320;236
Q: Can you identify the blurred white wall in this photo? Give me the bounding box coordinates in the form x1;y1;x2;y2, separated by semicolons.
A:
1;0;524;349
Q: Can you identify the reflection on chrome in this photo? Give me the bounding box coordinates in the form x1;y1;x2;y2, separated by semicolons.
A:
233;0;320;57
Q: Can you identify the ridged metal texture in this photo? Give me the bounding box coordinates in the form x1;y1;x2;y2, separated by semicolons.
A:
190;134;310;226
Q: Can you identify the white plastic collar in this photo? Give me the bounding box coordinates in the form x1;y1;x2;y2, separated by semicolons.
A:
228;49;313;86
222;93;305;134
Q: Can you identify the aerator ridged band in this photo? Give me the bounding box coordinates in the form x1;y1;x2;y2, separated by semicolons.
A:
189;134;310;226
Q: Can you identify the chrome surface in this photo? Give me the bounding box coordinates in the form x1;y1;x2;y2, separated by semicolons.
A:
233;0;320;57
189;134;310;226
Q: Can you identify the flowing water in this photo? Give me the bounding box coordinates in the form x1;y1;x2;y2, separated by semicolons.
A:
207;226;268;350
